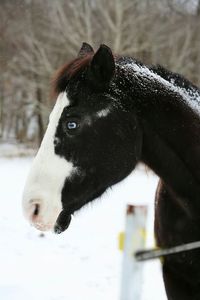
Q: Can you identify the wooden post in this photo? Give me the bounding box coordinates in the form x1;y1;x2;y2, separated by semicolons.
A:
120;205;147;300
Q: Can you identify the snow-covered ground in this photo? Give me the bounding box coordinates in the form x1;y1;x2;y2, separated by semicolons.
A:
0;157;167;300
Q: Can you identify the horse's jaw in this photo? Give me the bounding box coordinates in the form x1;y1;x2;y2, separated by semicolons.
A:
54;211;72;234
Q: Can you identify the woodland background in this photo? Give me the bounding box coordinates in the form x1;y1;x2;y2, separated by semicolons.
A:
0;0;200;146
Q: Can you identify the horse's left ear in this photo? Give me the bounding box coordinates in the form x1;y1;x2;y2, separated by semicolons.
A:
89;44;115;87
78;42;94;57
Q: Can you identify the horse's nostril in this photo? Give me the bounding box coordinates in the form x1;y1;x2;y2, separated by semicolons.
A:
32;203;40;218
26;201;41;222
33;203;40;217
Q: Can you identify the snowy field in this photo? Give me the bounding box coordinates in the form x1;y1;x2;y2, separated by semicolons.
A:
0;156;167;300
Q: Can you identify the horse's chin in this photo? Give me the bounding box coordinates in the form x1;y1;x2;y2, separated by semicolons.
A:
32;222;56;232
54;211;72;234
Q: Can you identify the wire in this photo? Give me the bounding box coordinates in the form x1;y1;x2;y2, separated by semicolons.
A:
135;240;200;261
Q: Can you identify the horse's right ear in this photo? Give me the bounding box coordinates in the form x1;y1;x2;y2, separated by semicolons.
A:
89;44;115;88
78;42;94;57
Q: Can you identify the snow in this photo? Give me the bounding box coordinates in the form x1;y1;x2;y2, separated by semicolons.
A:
0;143;36;158
0;157;167;300
97;108;111;118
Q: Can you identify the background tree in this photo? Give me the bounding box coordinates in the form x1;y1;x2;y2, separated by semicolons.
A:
0;0;199;146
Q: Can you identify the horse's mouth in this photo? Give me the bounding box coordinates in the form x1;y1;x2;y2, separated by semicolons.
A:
54;210;72;234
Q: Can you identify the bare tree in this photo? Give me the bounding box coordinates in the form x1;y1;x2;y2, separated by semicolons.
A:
1;0;200;146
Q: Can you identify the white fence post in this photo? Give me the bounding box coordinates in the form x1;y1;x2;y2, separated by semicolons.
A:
120;204;147;300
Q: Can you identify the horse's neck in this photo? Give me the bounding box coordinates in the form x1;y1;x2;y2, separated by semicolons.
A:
118;58;200;116
141;119;200;214
119;59;200;211
141;108;200;215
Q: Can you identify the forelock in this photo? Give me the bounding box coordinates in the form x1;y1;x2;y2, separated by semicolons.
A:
52;54;94;98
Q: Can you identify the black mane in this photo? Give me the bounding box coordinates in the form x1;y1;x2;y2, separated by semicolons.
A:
150;64;200;91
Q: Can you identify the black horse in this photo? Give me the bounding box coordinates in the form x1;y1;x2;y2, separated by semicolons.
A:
23;43;200;299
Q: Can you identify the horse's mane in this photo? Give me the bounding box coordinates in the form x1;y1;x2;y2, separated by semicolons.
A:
52;53;93;97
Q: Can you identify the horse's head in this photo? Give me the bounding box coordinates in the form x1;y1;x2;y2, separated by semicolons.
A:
22;43;142;233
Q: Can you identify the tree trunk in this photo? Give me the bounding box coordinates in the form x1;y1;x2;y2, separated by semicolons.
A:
36;86;44;145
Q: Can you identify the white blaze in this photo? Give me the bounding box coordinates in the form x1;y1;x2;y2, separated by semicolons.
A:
22;92;75;231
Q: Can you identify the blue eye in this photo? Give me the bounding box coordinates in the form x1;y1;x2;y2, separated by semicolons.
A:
67;121;78;130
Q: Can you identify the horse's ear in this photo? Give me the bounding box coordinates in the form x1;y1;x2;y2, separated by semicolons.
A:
78;42;94;57
89;44;115;87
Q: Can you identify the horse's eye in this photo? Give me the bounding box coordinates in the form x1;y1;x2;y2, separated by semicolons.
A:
67;121;78;130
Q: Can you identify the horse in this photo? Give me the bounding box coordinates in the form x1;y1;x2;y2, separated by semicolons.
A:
22;42;200;299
